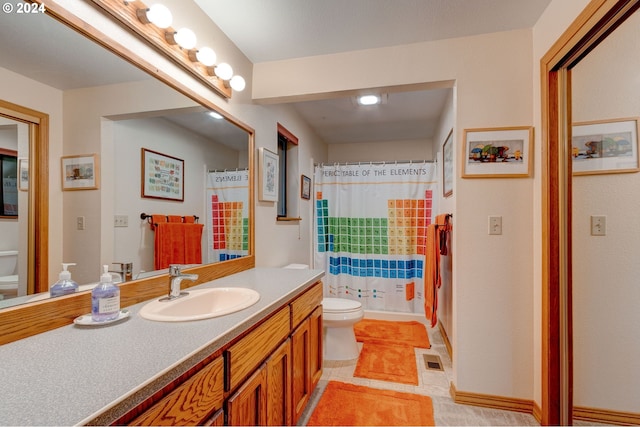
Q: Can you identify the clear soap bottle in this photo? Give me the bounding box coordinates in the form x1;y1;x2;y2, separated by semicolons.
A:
91;265;121;322
50;263;79;297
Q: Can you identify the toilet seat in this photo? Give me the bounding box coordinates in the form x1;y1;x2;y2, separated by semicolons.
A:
0;275;18;290
323;297;362;312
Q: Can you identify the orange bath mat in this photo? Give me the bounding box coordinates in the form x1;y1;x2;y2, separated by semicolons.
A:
354;342;418;385
307;381;435;426
354;318;431;348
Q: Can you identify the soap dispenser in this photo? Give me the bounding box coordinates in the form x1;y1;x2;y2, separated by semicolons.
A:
91;265;121;322
50;263;79;297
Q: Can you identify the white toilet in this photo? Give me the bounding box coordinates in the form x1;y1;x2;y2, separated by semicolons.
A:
0;250;19;298
322;297;364;360
283;263;364;360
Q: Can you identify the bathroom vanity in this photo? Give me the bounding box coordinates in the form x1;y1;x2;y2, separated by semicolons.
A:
0;268;324;426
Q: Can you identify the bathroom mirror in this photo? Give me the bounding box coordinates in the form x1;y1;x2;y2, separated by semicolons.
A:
0;2;253;308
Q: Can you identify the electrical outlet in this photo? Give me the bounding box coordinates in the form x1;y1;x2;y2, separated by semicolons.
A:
590;215;606;236
114;215;129;227
76;216;85;230
488;215;502;235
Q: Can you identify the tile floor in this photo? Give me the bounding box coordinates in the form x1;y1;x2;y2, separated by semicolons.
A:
298;321;541;426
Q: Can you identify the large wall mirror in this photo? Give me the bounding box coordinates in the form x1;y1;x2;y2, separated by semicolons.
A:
0;1;254;310
542;0;639;424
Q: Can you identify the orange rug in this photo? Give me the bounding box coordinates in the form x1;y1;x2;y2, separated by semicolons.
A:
307;381;435;426
354;342;418;385
354;318;431;348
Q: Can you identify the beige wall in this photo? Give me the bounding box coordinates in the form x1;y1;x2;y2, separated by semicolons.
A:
327;138;433;163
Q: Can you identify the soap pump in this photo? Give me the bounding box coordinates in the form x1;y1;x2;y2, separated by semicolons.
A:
50;263;79;297
91;265;121;322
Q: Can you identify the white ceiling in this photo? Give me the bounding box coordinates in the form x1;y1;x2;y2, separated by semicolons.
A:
0;1;552;146
195;0;552;144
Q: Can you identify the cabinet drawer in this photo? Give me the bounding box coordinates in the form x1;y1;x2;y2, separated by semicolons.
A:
290;281;323;329
130;357;224;426
226;306;290;391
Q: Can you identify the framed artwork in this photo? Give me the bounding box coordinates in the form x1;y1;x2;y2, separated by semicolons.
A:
258;147;279;202
572;117;639;175
442;129;454;197
462;126;533;178
301;174;311;200
61;154;99;190
18;158;28;191
141;148;184;201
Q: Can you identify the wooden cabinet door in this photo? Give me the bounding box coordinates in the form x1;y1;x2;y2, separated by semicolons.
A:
291;319;310;424
309;305;323;389
129;357;224;426
266;339;292;426
226;365;267;426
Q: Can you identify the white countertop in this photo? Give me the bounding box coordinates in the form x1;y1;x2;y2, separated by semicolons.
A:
0;267;324;426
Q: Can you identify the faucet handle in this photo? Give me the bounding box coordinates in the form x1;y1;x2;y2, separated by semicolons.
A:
169;265;182;276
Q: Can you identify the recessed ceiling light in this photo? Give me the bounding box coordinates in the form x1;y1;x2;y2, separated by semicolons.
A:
357;95;381;105
208;111;223;119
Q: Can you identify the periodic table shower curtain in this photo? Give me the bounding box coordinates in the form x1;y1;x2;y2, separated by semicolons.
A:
314;162;438;314
206;169;250;263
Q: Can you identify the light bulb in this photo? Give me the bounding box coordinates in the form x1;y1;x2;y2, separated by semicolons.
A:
207;111;223;119
230;75;246;91
145;4;172;29
214;62;233;80
174;28;197;50
196;47;216;67
358;95;380;105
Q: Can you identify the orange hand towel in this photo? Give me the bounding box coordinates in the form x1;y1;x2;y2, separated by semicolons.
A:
167;215;183;223
154;223;204;270
150;214;167;231
183;215;196;224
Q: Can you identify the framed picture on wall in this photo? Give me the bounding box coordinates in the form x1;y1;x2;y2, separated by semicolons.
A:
301;174;311;200
258;147;279;202
61;154;99;190
462;126;533;178
18;158;28;191
442;129;454;197
572;117;639;175
141;148;184;201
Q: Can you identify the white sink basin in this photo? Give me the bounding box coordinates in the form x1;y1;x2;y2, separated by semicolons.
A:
139;287;260;322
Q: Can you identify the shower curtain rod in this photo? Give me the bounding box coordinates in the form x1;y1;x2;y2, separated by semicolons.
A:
314;159;435;167
207;167;248;173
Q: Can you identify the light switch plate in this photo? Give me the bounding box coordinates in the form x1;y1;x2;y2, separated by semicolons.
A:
114;215;129;227
488;216;502;235
76;216;85;230
590;215;606;236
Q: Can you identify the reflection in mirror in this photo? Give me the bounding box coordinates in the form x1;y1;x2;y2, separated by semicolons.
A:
0;117;27;301
0;2;252;308
570;7;640;422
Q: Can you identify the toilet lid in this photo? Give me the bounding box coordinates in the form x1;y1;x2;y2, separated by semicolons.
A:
323;297;362;312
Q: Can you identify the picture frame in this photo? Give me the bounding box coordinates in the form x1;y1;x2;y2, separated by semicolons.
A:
61;154;99;190
18;158;28;191
141;148;184;201
301;174;311;200
442;129;454;197
571;117;639;175
258;147;279;202
462;126;533;178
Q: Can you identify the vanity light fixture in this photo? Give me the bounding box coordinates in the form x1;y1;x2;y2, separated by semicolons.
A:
135;3;173;29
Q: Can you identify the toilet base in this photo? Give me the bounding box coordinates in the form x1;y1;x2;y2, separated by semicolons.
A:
324;325;360;360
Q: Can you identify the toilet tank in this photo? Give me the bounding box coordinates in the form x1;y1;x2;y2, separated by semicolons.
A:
0;250;18;276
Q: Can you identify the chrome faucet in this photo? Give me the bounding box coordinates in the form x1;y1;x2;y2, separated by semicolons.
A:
162;265;198;301
110;262;133;282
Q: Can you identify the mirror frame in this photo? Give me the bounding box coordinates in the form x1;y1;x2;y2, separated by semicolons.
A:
0;0;255;345
541;0;639;424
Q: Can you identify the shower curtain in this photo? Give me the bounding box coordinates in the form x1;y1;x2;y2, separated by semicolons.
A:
314;162;438;314
206;169;249;263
